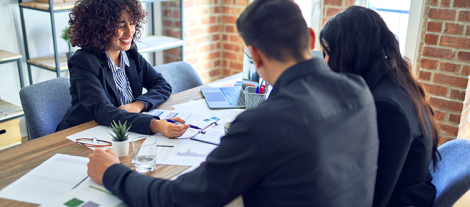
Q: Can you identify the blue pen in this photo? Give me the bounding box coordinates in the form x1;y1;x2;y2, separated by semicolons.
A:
166;119;202;130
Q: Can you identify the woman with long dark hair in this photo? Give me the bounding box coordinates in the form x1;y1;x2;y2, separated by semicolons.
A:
320;6;440;207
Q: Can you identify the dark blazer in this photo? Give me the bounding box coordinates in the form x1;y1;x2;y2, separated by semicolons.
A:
57;46;171;135
367;68;436;207
102;58;380;207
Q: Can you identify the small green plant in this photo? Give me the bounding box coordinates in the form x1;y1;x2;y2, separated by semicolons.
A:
110;120;132;142
61;26;72;54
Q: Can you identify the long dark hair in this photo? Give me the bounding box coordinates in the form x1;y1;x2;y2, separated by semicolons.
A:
320;6;440;169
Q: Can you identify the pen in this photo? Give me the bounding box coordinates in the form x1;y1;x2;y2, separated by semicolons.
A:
166;119;202;130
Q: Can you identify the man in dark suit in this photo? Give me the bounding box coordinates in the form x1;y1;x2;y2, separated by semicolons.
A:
87;0;380;206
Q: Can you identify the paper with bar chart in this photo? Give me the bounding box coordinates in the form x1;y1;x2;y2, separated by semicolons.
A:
41;177;126;207
0;154;89;205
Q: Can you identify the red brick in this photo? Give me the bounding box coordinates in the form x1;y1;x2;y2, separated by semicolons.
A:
462;65;470;76
427;21;443;32
163;20;173;27
212;34;220;41
444;23;464;34
454;0;470;8
438;123;459;136
239;0;248;6
223;52;237;60
164;56;175;63
422;82;448;96
222;34;228;41
223;43;240;52
419;71;432;81
199;45;211;53
423;47;456;60
458;51;470;62
421;58;439;70
324;0;342;6
214;60;221;67
440;62;461;73
173;11;181;18
440;36;470;49
208;25;221;33
449;114;462;124
450;89;466;101
346;0;354;6
226;25;234;33
175;21;181;28
223;69;231;76
441;0;451;7
209;69;221;77
213;6;221;14
223;16;237;24
430;97;464;112
194;35;211;44
223;60;228;67
229;61;243;70
467;26;470;35
425;34;439;45
434;73;468;88
209;51;220;59
429;9;456;20
434;109;447;121
431;0;438;6
327;8;343;17
230;34;243;43
458;11;470;22
163;9;172;17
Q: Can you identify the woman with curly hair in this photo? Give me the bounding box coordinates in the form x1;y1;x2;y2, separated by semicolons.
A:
320;6;440;207
57;0;188;137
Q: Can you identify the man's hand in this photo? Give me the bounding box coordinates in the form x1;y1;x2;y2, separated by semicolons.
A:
119;101;146;113
151;117;189;138
87;148;120;185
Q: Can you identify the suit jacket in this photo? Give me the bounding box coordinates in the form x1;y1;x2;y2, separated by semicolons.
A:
102;58;380;207
367;68;436;207
57;46;171;134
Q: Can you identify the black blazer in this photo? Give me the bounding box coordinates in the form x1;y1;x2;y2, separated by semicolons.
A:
102;58;380;207
367;68;436;207
57;46;171;135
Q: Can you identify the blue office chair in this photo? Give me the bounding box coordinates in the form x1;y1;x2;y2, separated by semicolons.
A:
154;61;204;94
430;138;470;207
19;77;72;140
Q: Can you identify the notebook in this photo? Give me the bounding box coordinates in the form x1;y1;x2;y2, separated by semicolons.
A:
201;86;246;109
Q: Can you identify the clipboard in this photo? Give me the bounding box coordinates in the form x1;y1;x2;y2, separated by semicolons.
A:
190;120;223;146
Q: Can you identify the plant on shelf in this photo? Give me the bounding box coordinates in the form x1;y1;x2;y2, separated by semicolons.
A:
61;26;73;60
110;120;132;157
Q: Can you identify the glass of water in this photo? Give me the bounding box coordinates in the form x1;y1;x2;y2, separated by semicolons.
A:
131;137;157;173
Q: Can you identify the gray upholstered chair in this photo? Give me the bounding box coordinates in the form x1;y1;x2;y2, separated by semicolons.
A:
19;77;71;140
430;139;470;207
154;61;204;94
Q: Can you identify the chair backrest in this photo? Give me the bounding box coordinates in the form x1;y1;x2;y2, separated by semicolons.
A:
430;139;470;207
19;77;71;140
154;61;204;94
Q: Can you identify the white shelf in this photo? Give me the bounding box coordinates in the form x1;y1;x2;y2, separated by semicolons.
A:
136;35;184;54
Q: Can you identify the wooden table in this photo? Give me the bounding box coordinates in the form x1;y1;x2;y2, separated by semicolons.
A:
0;82;243;207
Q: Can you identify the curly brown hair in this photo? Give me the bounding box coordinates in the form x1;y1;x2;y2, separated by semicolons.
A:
68;0;147;54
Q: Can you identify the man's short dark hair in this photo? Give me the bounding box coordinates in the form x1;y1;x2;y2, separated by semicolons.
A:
236;0;309;62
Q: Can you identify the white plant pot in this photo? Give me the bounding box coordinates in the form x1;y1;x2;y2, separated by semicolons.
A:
112;140;129;157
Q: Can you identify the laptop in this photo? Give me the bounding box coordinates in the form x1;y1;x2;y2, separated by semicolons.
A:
201;85;246;109
202;47;256;109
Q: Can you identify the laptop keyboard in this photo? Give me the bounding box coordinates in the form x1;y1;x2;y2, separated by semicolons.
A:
220;87;245;106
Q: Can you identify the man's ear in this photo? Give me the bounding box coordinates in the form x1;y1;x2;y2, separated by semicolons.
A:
247;45;262;69
309;28;316;51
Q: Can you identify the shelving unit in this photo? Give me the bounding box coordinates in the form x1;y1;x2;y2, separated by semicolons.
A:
18;0;183;85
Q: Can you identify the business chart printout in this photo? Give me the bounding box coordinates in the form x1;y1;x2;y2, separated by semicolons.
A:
0;154;88;205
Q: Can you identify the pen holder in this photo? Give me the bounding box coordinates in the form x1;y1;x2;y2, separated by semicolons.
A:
244;86;267;110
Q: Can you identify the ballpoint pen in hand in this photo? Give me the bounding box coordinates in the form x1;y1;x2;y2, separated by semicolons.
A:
166;119;202;130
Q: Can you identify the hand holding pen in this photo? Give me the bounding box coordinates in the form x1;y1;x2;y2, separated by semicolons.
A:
166;119;202;130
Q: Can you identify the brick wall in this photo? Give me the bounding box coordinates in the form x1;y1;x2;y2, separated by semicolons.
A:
161;1;183;64
417;0;470;141
322;0;354;25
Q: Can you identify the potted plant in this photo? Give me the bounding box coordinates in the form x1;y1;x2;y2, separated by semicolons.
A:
61;26;73;60
110;120;131;157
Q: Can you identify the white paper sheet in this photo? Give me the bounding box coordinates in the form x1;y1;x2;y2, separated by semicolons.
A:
41;177;126;207
0;154;89;205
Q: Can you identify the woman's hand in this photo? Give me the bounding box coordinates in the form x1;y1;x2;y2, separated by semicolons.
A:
151;117;189;138
119;101;145;113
